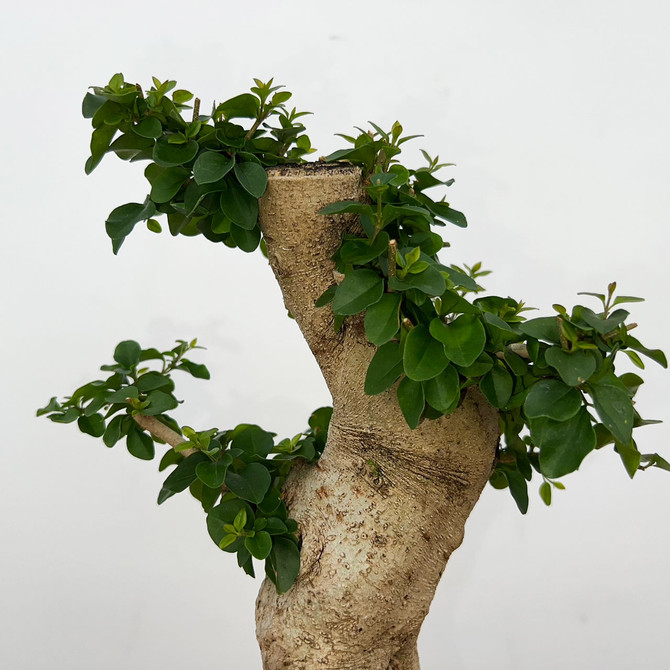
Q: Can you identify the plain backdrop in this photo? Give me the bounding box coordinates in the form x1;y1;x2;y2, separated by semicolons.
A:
2;1;669;668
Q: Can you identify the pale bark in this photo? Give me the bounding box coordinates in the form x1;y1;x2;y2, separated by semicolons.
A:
256;164;499;669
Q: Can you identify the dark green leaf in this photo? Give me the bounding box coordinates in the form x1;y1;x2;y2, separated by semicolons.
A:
37;397;61;416
426;201;467;227
49;408;80;423
397;376;425;429
455;353;494;378
177;359;211;379
232;426;275;458
403;325;449;381
136;372;172;393
234;161;268;198
207;498;254;551
104;386;138;403
315;285;336;308
503;468;529;514
423;365;460;412
142;390;179;416
268;536;301;594
389;266;446;296
225;463;271;503
588;381;634;445
105;200;156;244
113;340;141;368
216;93;260;119
153;136;199;167
530;409;597;478
524;379;583;421
364;293;402;345
159;451;210;503
150;166;189;203
518;317;561;344
479;365;513;408
429;315;486;368
332;269;384;316
196;456;232;489
364;342;404;395
193;151;234;185
103;414;126;447
544;347;597;386
625;336;667;368
580;307;629;334
318;201;375;217
77;413;106;438
85;124;117;174
230;222;261;252
82;92;106;119
220;178;259;230
245;531;273;560
133;117;162;139
127;428;155;460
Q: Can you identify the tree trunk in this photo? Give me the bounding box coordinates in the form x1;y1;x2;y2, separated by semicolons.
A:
256;164;499;669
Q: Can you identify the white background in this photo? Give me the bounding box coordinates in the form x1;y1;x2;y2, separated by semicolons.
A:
2;1;669;668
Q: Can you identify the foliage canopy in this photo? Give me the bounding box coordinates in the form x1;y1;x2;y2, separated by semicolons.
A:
39;74;668;592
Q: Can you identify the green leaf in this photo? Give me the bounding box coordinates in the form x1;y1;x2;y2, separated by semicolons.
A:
544;347;597;386
37;397;61;416
104;386;138;403
133;117;162;139
85;124;117;174
136;372;172;393
332;269;384;316
105;200;156;245
397;376;425;429
127;428;155;460
216;93;260;119
159;451;210;503
103;414;126;447
455;353;494;378
426;201;467;227
225;463;271;504
82;92;106;119
339;232;390;265
423;365;460;412
234;161;268;198
141;390;179;416
429;315;486;368
530;409;597;478
193;151;234;185
113;340;141;368
503;468;529;514
403;325;449;381
479;365;513;408
77;413;106;438
49;408;80;423
268;536;301;594
207;499;254;551
617;441;640;479
364;342;404;395
196;456;232;488
153;136;199;167
177;359;211;379
230;222;261;252
388;265;446;296
245;531;273;560
364;293;402;345
580;307;629;334
150;166;189;203
524;379;583;421
220;178;259;230
231;426;275;458
625;336;667;368
539;481;552;506
518;317;561;344
588;381;634;445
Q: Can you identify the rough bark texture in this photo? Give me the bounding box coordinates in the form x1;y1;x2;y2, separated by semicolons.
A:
256;164;499;669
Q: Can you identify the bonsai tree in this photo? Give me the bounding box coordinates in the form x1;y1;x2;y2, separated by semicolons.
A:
39;74;668;670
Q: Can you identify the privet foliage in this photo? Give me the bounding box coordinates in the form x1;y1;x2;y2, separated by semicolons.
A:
39;75;668;591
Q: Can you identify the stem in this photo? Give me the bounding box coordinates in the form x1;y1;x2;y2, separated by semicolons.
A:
132;414;196;456
192;98;200;122
388;239;398;279
245;104;269;142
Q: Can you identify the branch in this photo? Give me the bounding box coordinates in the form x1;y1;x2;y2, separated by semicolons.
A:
132;414;197;457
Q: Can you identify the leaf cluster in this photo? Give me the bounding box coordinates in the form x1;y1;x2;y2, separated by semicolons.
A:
83;74;314;254
38;338;332;593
